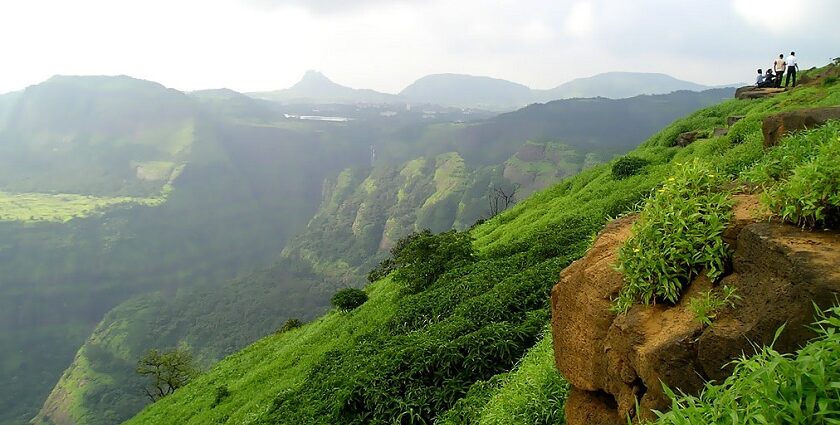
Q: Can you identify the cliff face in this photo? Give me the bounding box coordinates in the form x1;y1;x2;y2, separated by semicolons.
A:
551;196;840;424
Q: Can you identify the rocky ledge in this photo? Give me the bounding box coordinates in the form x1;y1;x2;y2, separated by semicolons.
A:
550;196;840;424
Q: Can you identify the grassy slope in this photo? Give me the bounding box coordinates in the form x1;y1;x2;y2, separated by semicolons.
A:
127;67;839;424
124;279;400;425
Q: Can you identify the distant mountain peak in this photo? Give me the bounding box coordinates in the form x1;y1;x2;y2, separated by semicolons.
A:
299;70;333;84
248;70;399;104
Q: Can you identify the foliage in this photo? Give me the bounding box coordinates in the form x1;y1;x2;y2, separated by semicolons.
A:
655;305;840;425
688;285;740;327
761;125;840;228
136;347;200;402
390;229;476;294
614;159;733;312
331;288;369;311
612;156;650;179
277;318;304;334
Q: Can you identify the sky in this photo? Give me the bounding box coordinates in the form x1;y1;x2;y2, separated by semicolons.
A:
1;0;838;94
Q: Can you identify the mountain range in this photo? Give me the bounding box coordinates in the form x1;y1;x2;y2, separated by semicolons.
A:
249;70;740;110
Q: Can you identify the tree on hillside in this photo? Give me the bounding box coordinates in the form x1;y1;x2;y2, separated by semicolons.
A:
487;184;519;217
136;346;199;402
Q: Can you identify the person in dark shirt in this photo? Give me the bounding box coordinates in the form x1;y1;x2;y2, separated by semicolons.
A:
759;69;776;87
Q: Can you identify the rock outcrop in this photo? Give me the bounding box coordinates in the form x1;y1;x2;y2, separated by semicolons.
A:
734;86;786;100
675;131;698;147
551;196;840;424
762;106;840;147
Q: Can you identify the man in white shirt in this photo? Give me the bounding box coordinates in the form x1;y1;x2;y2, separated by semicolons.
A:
785;51;799;88
773;54;786;88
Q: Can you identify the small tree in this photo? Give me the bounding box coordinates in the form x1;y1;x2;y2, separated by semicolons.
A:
331;288;368;311
277;318;303;333
136;346;199;402
487;184;519;217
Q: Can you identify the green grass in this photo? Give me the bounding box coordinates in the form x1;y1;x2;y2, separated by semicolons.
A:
0;190;166;222
124;279;400;425
0;164;181;223
438;331;569;425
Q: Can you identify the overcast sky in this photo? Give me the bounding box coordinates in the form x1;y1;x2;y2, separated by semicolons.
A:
1;0;838;94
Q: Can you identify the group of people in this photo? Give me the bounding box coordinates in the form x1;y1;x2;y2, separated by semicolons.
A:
756;52;800;88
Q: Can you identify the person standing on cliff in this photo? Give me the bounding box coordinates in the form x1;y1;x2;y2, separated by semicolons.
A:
785;51;799;87
773;54;786;88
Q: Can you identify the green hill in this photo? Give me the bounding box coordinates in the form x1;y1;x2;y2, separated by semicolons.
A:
533;72;716;101
124;64;839;424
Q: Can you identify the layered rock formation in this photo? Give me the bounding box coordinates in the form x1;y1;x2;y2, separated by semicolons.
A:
734;86;786;100
762;106;840;147
551;196;840;424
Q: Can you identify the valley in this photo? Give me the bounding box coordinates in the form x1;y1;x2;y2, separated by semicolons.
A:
0;71;734;425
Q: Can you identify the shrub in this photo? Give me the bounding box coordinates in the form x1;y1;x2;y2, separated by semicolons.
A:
612;156;650;179
367;230;433;283
655;304;840;424
390;229;476;294
688;285;740;327
614;159;733;313
210;385;230;408
276;318;303;334
823;76;837;86
763;134;840;228
331;288;368;311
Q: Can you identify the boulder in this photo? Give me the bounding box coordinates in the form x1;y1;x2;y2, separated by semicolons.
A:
762;106;840;147
565;389;624;425
675;131;698;147
713;127;728;137
734;86;785;100
551;197;840;424
726;115;744;126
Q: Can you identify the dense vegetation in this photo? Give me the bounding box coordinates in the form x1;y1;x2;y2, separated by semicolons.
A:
744;121;840;229
614;159;732;312
126;63;840;425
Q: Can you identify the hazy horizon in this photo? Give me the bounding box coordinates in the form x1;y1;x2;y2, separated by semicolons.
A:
2;0;838;95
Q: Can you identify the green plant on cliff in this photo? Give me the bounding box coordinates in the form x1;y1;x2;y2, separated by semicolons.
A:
688;285;740;327
614;159;733;313
655;304;840;425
